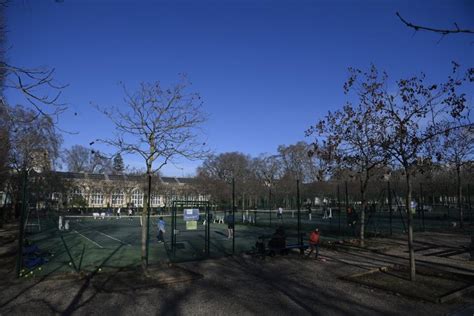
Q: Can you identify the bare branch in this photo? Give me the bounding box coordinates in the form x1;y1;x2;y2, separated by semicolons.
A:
396;12;474;36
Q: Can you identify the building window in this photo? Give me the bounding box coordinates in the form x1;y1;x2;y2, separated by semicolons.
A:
151;193;163;207
51;192;61;201
72;188;84;197
91;190;103;206
70;187;87;201
112;190;124;206
131;189;143;207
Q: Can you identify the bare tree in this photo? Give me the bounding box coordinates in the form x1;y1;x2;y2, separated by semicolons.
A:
0;2;67;120
345;62;473;281
63;145;112;174
278;141;325;183
112;153;125;174
196;152;252;207
0;103;8;180
253;154;281;190
251;154;282;208
63;145;90;172
0;2;67;220
3;65;67;118
439;125;474;228
89;150;112;174
9;105;62;173
307;66;387;247
95;76;207;271
6;105;62;219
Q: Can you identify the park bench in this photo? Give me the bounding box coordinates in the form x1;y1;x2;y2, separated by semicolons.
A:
265;233;309;256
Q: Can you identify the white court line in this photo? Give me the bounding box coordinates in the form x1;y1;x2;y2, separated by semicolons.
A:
98;231;132;246
74;230;104;248
74;222;132;246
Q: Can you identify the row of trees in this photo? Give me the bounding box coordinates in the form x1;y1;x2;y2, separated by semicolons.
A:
63;145;125;174
195;139;473;212
306;63;473;280
195;142;326;210
195;63;473;282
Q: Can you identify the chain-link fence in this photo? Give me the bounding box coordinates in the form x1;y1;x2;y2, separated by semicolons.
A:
8;172;474;277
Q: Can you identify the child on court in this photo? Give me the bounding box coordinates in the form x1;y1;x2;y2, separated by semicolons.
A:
277;207;283;220
157;216;166;243
307;228;321;259
226;213;234;239
306;203;312;221
128;208;133;220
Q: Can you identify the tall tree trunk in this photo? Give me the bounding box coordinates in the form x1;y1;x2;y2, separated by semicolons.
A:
456;165;463;228
141;204;148;271
141;167;152;272
360;179;366;247
405;171;416;281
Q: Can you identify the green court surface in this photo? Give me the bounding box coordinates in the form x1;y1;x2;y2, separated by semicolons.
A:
22;213;285;277
20;207;468;278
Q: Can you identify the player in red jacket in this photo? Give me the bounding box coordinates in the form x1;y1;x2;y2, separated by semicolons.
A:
307;228;320;259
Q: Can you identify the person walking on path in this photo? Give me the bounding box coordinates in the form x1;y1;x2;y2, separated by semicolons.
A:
157;216;166;243
307;228;321;259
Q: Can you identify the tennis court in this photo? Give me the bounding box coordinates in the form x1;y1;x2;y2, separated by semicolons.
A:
22;211;286;277
21;202;470;279
22;215;167;276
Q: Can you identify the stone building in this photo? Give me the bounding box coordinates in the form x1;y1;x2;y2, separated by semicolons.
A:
52;171;207;209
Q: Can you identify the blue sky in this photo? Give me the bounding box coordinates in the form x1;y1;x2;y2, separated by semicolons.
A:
5;0;474;176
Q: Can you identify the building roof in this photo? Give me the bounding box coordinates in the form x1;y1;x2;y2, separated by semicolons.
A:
53;171;192;184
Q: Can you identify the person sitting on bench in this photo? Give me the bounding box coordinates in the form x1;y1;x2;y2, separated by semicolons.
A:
255;235;265;257
268;226;288;256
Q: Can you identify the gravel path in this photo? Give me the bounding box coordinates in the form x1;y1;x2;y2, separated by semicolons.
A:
1;252;472;315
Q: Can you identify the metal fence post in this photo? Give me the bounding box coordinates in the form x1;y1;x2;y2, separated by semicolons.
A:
232;177;235;255
468;184;472;224
388;181;393;236
337;184;341;235
344;181;349;236
420;182;425;232
269;188;272;227
16;170;28;278
206;203;210;257
297;179;303;254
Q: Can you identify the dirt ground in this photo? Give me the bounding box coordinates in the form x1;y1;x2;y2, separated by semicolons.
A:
1;223;473;316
